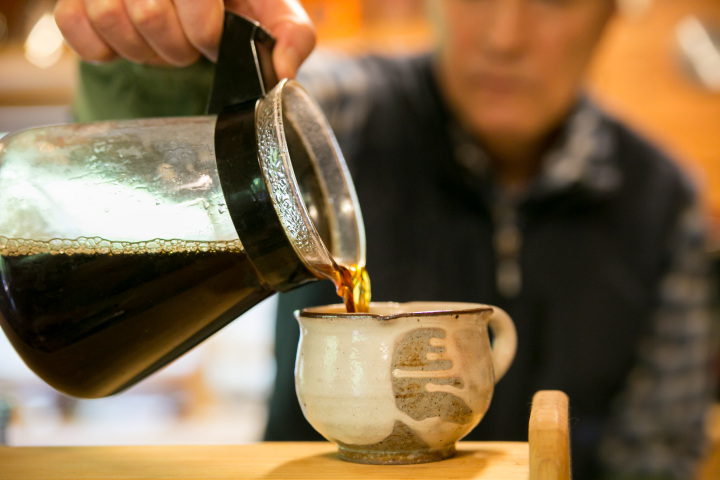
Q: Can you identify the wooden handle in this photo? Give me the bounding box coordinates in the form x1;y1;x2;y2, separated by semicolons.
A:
529;390;571;480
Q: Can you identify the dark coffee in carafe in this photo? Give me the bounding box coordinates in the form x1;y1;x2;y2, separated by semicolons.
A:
0;238;281;398
0;235;371;398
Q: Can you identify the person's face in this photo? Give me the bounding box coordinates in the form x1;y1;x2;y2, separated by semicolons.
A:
432;0;615;144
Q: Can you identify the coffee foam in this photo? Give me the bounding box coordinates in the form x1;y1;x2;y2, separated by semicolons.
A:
0;236;244;256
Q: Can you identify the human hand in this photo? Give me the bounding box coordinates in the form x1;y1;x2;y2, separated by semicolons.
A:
54;0;316;79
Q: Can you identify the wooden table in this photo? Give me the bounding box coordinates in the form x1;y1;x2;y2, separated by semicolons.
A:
0;441;530;480
0;391;570;480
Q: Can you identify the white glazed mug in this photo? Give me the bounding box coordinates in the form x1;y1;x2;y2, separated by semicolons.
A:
294;301;518;464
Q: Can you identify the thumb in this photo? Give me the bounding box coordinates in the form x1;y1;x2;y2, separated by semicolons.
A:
271;19;316;79
224;0;316;78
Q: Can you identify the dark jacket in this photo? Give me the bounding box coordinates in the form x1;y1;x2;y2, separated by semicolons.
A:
265;54;711;480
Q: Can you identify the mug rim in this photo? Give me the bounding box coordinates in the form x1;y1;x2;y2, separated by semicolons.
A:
296;301;493;321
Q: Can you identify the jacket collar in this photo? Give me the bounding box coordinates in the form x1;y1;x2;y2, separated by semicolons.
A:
448;96;622;206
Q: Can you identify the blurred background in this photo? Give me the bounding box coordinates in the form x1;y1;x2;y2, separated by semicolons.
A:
0;0;718;471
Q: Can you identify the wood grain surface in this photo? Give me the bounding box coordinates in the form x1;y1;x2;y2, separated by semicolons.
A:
0;441;530;480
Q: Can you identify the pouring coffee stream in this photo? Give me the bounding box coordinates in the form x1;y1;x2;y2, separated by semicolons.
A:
0;13;367;397
335;264;371;313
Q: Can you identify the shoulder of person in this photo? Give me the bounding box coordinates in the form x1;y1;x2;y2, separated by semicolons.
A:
595;103;699;206
298;51;435;98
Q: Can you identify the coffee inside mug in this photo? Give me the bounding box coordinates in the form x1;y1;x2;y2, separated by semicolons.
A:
300;301;495;318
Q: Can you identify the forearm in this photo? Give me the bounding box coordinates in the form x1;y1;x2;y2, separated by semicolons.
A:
598;202;717;479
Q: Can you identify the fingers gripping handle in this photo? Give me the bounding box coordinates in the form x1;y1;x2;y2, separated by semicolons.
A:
487;306;517;382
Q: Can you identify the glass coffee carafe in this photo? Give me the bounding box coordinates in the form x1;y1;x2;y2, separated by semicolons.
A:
0;13;365;398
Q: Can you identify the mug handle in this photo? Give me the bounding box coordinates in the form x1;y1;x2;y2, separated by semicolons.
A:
487;306;517;382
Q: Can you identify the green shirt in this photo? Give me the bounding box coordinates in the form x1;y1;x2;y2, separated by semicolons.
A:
73;59;215;122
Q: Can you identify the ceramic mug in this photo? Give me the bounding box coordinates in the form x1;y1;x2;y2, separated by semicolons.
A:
294;301;517;464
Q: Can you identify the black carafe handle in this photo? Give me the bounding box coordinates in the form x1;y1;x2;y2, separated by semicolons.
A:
206;12;279;114
210;12;318;292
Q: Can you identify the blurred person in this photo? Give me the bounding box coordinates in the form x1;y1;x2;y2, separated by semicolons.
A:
54;0;717;478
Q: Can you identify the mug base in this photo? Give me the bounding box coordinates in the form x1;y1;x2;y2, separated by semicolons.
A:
337;443;456;465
